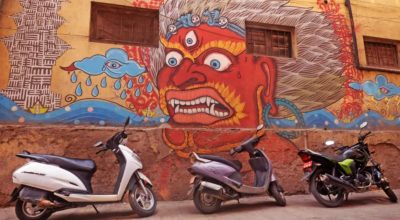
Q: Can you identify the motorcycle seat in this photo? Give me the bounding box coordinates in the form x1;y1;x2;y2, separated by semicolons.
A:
198;154;242;171
17;153;96;173
305;149;349;163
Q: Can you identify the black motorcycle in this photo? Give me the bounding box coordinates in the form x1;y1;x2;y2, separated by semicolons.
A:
298;122;397;207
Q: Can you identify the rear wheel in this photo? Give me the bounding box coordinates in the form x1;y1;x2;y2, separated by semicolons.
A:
15;199;52;220
128;183;157;217
193;187;222;214
268;181;286;206
310;168;345;207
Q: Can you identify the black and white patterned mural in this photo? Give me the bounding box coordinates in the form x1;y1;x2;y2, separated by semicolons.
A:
1;0;70;113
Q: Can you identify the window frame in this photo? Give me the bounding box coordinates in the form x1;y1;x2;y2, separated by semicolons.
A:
245;21;296;58
89;2;159;47
363;36;400;71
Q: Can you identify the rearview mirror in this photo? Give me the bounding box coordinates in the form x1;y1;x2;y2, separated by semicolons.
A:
325;140;335;146
93;141;103;148
360;122;368;129
124;117;130;129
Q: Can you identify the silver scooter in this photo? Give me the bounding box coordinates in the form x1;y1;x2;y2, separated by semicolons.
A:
187;125;286;214
10;118;157;219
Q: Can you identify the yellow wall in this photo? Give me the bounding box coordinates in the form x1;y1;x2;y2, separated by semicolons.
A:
53;0;134;107
351;0;400;69
0;0;21;89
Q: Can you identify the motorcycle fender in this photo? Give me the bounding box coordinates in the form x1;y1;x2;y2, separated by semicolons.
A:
302;166;318;181
137;171;152;186
128;171;152;191
8;186;22;204
187;176;201;198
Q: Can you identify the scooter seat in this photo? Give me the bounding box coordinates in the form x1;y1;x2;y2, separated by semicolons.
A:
198;154;242;171
19;153;96;173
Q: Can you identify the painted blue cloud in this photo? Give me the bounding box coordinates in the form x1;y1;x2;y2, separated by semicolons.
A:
73;48;146;79
349;75;400;100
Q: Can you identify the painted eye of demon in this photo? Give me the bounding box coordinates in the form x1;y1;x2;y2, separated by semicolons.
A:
165;51;183;67
105;60;122;69
203;53;232;71
185;30;197;47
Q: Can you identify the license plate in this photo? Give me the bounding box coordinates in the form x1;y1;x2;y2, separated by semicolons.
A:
189;176;196;184
303;161;312;169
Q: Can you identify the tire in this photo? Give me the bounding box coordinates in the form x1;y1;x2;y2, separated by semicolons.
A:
193;187;222;214
15;199;52;220
310;168;345;207
383;187;398;203
268;181;286;206
128;183;157;217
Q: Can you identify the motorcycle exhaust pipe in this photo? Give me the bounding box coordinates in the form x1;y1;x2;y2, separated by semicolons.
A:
200;181;223;191
38;199;58;208
323;174;358;192
200;181;231;200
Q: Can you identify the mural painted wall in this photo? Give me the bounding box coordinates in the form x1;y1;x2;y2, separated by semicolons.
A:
0;0;399;142
0;0;400;202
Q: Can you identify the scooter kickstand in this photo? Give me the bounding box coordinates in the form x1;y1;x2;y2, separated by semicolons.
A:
92;205;100;214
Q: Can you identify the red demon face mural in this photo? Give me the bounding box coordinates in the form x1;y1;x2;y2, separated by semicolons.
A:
157;24;278;128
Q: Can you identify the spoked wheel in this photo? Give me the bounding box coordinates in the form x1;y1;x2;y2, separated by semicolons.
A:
310;168;345;207
15;199;52;220
128;183;157;217
268;181;286;206
193;187;222;214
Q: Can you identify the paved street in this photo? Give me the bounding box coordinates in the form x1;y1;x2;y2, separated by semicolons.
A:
0;190;399;220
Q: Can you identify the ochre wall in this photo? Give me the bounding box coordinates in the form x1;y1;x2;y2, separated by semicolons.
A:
1;125;399;206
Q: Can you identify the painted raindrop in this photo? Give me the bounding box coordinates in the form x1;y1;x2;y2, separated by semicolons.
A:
86;76;92;86
146;83;153;93
101;77;107;88
114;79;121;90
75;83;83;96
135;88;141;97
70;71;77;83
138;76;144;84
92;85;99;97
127;80;133;89
120;90;127;99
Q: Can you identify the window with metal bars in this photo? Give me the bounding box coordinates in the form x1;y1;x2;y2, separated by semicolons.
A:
365;38;399;68
90;2;159;47
245;22;293;58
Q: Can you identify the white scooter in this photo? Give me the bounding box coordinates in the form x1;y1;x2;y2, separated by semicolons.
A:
9;118;157;220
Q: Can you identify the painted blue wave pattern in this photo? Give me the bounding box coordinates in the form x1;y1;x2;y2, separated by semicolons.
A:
269;109;400;129
0;95;169;126
0;94;399;128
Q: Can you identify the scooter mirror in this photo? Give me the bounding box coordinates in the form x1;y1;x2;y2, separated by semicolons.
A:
93;141;103;148
359;122;368;129
256;124;264;131
124;117;130;129
325;140;335;146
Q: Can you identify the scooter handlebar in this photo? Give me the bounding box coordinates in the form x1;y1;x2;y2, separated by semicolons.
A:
230;145;243;155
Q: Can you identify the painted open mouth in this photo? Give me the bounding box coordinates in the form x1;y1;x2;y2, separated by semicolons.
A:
165;88;233;124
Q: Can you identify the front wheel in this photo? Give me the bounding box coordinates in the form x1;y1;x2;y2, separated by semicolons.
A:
268;181;286;206
383;187;398;203
193;187;222;214
128;183;157;217
310;168;345;207
15;199;52;220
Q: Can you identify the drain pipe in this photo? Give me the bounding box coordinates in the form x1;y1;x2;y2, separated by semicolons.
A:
345;0;361;69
